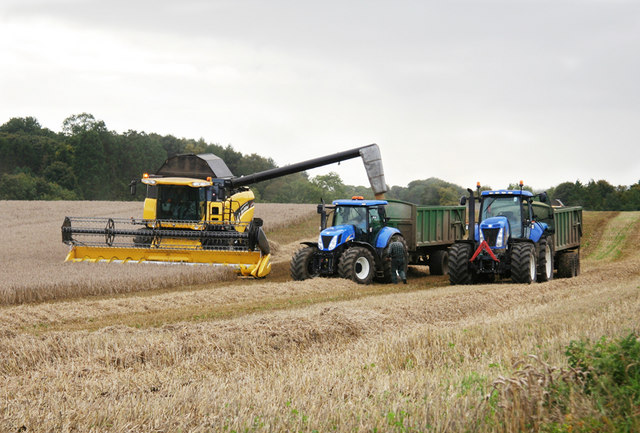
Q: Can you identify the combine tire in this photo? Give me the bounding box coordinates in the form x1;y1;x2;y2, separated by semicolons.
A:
339;246;376;284
557;251;580;278
379;235;408;283
429;249;449;275
290;246;318;280
537;236;554;282
511;242;537;284
448;243;474;285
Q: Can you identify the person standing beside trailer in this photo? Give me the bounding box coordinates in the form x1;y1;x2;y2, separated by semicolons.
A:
389;239;407;284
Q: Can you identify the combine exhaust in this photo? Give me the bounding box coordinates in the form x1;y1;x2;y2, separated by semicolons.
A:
61;144;387;278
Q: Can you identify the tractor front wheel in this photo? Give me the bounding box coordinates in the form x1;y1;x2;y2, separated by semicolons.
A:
290;246;319;281
511;242;537;284
339;247;376;284
448;243;474;285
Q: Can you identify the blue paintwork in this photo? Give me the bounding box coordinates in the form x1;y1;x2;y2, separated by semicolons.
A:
528;221;548;243
332;199;388;206
375;226;401;248
318;224;355;251
477;190;550;246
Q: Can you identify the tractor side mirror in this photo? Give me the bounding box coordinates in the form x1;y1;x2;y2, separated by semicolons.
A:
539;192;548;203
129;180;137;196
317;204;324;214
459;196;467;206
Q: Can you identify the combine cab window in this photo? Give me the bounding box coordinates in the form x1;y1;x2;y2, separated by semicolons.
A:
481;196;524;237
157;186;205;221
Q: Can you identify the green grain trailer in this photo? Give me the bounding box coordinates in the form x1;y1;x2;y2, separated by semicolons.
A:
532;201;582;277
386;200;466;275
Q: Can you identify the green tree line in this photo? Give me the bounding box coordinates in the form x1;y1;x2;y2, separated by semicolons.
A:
1;114;639;210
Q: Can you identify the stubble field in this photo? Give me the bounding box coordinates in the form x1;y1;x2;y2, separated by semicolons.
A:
0;201;639;432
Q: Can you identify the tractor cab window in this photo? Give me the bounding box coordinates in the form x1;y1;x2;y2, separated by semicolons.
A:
481;196;524;237
157;185;205;221
334;206;367;233
368;207;382;232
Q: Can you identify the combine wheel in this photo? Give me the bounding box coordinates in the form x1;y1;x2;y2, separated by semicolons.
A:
537;236;554;282
290;246;319;280
339;247;376;284
448;243;474;285
379;235;408;283
429;249;449;275
511;242;537;284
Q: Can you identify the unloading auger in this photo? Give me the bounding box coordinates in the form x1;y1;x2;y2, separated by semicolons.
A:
61;144;388;277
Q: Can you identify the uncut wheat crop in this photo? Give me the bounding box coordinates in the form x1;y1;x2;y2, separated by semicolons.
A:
0;200;315;304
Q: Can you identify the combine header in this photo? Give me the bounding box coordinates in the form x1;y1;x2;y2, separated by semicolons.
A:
62;144;387;277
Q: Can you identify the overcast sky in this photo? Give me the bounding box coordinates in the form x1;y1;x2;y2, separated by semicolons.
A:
1;0;639;191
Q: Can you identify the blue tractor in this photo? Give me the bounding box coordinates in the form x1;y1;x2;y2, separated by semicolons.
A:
290;197;407;284
449;183;572;284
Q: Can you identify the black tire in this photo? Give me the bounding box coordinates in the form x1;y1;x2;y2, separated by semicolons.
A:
574;251;580;277
379;235;408;283
537;236;554;282
290;246;318;281
339;246;376;284
448;243;474;285
511;242;537;284
557;252;576;278
429;249;449;275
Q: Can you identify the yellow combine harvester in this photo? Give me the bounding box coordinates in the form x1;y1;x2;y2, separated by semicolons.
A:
61;144;387;277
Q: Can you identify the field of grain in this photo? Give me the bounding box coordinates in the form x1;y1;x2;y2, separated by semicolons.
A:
0;201;315;304
1;202;639;432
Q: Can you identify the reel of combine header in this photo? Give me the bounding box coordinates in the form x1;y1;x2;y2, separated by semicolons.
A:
61;216;271;277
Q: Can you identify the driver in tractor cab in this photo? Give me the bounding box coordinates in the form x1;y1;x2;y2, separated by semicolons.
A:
348;207;367;235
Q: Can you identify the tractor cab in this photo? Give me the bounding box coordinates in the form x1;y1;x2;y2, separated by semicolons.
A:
318;197;388;251
477;189;550;249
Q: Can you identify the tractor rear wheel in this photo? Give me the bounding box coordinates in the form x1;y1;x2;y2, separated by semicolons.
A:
339;246;376;284
290;246;318;281
379;235;408;283
448;243;474;285
537;236;554;282
429;249;449;275
511;242;537;284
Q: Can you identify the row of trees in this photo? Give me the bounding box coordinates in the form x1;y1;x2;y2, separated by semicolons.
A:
1;114;639;210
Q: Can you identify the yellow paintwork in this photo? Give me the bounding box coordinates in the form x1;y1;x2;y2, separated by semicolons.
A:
68;176;270;277
66;246;270;276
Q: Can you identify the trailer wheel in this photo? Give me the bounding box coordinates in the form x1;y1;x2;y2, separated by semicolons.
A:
339;247;376;284
537;236;554;282
557;252;578;278
379;235;408;283
511;242;537;284
290;246;319;281
448;243;474;285
429;249;449;275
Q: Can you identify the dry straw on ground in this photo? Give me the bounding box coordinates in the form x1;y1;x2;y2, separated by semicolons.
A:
0;207;639;432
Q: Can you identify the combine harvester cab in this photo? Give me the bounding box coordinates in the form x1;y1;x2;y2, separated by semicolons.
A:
448;182;582;285
62;144;388;278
